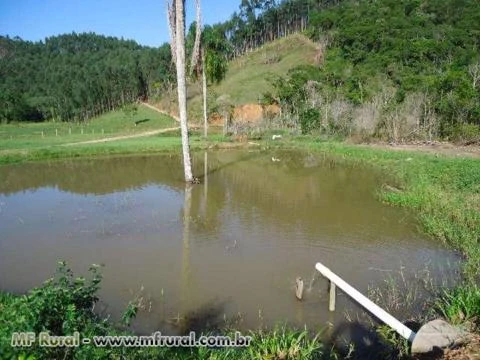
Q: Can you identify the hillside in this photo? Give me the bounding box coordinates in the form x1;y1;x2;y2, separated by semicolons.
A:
155;34;319;121
179;0;478;143
212;34;318;105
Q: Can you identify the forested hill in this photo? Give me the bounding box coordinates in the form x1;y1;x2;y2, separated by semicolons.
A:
0;33;174;122
1;0;479;142
254;0;480;141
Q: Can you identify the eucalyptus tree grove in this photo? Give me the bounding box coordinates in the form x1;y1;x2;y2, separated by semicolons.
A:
0;33;174;123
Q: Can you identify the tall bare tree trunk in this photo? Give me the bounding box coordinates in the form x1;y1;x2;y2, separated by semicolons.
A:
202;51;208;138
174;0;193;182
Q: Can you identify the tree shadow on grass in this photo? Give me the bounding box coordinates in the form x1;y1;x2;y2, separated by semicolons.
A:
134;118;150;126
327;321;398;359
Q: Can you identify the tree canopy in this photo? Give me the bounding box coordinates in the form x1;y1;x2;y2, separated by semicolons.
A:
0;33;174;123
265;0;480;139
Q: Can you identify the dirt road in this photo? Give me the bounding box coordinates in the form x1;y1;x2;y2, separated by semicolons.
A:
140;102;180;122
62;127;179;146
366;142;480;158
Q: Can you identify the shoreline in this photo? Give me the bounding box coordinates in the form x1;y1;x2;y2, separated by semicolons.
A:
0;134;478;358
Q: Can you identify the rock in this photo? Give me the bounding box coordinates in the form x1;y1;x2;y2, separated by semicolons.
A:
272;134;282;140
411;319;468;354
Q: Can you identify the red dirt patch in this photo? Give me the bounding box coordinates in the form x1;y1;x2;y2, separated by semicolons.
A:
208;104;280;127
208;113;224;126
233;104;264;123
232;103;280;124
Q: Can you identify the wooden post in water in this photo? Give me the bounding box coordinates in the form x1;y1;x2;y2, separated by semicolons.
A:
315;262;415;342
81;128;84;135
55;129;58;136
295;277;304;300
329;281;336;311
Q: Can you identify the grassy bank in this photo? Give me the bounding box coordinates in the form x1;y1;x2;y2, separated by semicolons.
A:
0;133;184;165
156;34;319;120
269;137;480;280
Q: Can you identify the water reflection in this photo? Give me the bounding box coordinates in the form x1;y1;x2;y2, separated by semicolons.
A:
0;150;460;334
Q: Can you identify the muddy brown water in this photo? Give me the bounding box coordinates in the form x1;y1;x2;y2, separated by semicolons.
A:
0;150;460;335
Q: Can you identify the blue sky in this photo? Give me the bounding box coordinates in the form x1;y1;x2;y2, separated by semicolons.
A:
0;0;240;47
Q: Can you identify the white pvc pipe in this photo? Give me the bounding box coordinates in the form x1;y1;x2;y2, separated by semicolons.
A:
315;262;416;342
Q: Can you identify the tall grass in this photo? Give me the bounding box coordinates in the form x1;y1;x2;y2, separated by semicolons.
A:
434;283;480;329
247;327;326;360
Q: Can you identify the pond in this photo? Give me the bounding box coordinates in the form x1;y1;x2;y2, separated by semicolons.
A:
0;150;460;335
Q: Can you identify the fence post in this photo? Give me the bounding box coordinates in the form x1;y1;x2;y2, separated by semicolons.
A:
329;281;336;312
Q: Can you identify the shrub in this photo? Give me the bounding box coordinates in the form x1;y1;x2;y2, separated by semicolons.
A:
0;262;110;359
300;108;321;134
448;123;480;144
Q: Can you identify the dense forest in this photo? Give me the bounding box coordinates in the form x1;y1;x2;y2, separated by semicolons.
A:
1;0;479;141
0;33;174;122
264;0;480;141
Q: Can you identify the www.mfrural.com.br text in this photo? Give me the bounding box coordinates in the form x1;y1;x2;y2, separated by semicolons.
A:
11;331;252;348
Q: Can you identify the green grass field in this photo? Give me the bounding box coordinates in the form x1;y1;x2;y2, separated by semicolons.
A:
0;127;229;165
0;105;177;151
